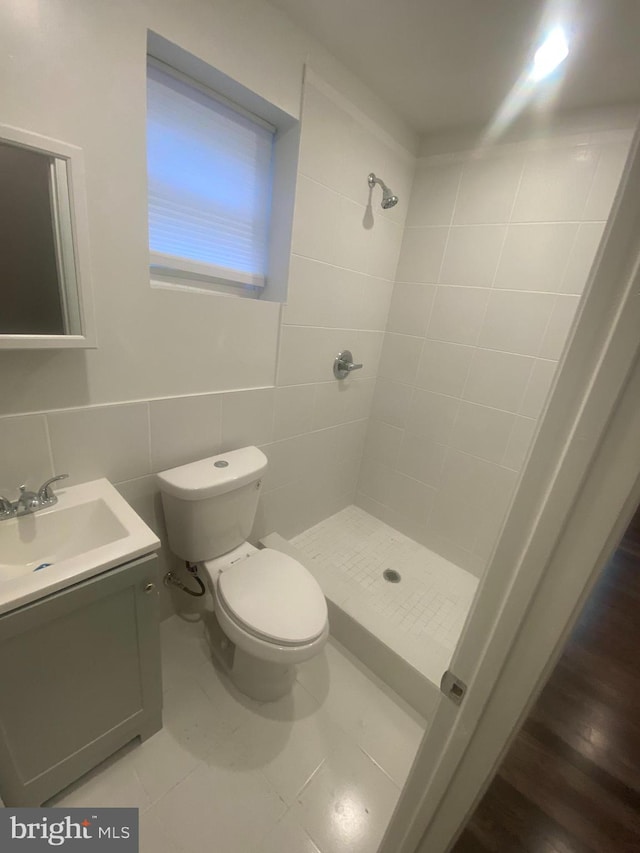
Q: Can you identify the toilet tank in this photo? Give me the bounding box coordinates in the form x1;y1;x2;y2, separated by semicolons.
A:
157;446;268;563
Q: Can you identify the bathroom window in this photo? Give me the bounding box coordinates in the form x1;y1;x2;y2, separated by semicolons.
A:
146;58;275;294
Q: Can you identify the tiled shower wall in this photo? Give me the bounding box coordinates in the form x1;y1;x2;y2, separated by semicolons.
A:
357;115;635;575
262;71;414;536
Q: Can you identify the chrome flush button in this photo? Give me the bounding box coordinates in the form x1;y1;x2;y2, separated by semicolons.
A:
214;460;229;468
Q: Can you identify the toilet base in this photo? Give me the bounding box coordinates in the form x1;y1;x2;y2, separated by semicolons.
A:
231;647;296;702
204;610;296;702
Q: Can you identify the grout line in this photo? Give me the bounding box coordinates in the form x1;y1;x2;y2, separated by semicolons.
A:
145;401;153;475
536;294;560;361
402;218;608;229
289;252;395;284
42;413;56;477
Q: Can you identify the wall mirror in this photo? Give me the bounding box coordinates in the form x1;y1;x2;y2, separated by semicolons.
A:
0;124;96;348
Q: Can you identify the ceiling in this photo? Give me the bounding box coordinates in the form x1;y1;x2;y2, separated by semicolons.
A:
268;0;640;134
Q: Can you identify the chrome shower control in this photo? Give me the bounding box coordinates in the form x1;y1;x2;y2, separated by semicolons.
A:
334;350;363;380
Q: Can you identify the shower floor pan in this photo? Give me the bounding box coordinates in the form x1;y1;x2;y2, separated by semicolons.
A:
262;505;478;718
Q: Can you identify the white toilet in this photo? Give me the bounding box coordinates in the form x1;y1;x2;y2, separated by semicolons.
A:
157;446;329;701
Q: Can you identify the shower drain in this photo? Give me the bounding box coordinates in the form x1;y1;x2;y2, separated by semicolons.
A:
383;568;402;583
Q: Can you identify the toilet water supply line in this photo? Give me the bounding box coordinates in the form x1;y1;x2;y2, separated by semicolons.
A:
164;563;206;597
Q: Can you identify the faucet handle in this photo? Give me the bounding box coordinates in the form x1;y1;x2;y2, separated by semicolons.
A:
0;495;13;516
37;474;69;504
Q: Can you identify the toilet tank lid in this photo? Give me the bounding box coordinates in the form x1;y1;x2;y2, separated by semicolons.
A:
157;446;268;500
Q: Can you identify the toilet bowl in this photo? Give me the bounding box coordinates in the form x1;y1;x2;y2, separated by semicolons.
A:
157;447;329;701
201;542;328;700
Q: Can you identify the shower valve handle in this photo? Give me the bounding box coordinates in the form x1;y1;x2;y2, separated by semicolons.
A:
334;350;363;380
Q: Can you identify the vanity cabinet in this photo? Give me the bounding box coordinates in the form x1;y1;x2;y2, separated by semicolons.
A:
0;554;162;806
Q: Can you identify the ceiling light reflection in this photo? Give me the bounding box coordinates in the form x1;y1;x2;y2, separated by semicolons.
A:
481;18;571;144
530;26;570;81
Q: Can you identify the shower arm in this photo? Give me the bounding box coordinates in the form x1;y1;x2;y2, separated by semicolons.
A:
368;173;389;192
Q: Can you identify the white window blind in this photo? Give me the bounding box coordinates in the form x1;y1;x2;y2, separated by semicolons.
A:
146;61;275;289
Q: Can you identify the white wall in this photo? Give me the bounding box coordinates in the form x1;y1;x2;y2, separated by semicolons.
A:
357;109;636;575
0;2;415;615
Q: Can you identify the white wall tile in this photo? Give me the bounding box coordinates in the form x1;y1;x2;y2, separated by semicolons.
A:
311;421;367;473
221;389;274;450
396;432;446;487
427;286;490;345
438;449;517;516
343;378;376;423
502;416;537;471
0;415;53;495
427;490;478;552
358;457;394;508
439;225;505;288
472;477;517;560
395;227;448;283
370;379;413;428
284;256;360;329
335;196;403;280
405;390;460;443
453;152;523;225
277;326;343;386
386;283;436;337
354;330;385;381
297;83;353;194
584;141;631;221
511;143;599;222
291;176;341;265
539;295;581;360
478;290;555;356
415;340;473;397
387;472;436;523
493;223;578;292
450;401;515;464
560;222;605;294
463;349;534;412
273;385;316;440
284;261;385;333
254;479;313;542
150;394;222;472
47;403;150;487
363;420;403;468
358;277;394;331
519;359;558;418
373;216;405;281
406;161;461;227
378;333;423;384
260;433;313;493
313;380;360;430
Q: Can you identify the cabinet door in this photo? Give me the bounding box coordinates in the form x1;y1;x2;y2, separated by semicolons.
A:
0;554;162;806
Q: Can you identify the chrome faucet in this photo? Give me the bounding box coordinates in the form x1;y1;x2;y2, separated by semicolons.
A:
0;474;69;521
333;350;364;380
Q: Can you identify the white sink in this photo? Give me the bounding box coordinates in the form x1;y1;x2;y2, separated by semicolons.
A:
0;478;160;615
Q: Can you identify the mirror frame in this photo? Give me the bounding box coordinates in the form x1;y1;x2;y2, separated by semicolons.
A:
0;123;96;349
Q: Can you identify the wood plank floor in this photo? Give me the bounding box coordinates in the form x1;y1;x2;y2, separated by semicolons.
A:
452;504;640;853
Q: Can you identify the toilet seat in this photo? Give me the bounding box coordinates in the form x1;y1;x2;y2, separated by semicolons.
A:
215;548;327;646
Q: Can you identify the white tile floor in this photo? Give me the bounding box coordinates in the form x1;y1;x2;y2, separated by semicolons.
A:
48;615;425;853
292;506;479;685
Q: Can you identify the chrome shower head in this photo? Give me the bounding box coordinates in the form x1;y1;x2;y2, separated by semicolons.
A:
368;172;399;209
